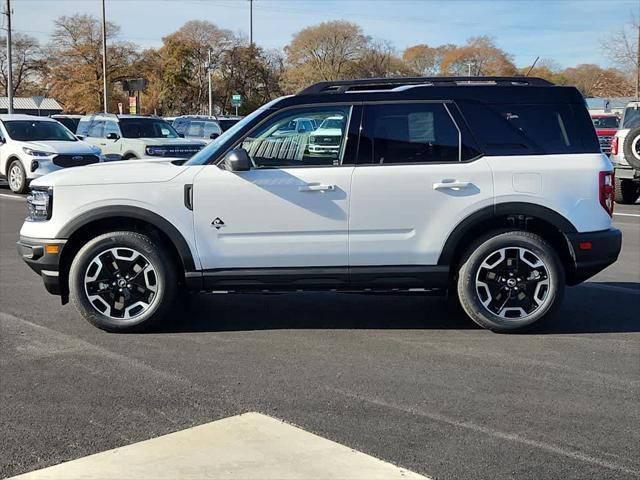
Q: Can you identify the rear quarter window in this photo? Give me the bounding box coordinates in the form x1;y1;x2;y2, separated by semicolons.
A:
457;101;599;155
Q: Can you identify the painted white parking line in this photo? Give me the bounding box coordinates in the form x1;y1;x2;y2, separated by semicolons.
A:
613;212;640;218
0;193;24;201
8;412;428;480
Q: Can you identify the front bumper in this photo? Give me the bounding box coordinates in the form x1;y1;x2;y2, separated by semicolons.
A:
565;228;622;285
17;236;66;295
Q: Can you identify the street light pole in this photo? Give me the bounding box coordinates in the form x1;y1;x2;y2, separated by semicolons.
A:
208;49;213;116
5;0;14;114
249;0;253;45
101;0;108;113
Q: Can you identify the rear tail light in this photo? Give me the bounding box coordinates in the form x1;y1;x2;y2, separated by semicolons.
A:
599;171;614;217
610;137;618;155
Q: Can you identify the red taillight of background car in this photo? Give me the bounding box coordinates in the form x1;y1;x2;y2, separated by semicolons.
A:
610;137;618;155
599;171;614;217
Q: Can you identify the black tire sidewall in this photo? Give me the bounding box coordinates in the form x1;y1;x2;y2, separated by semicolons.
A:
622;126;640;170
614;177;640;204
8;160;27;194
69;231;176;332
457;231;565;332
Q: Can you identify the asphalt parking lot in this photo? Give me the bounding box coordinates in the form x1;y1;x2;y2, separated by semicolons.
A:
1;187;638;480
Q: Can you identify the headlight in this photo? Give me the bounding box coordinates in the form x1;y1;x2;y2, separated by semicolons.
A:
26;187;53;222
23;147;55;157
146;146;167;156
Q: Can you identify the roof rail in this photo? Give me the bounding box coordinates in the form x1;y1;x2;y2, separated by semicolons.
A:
297;76;554;95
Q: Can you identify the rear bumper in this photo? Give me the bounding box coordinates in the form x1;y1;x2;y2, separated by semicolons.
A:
17;236;66;295
565;228;622;285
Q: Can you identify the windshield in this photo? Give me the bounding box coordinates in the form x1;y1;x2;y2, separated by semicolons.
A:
622;107;640;129
591;116;619;129
3;120;77;141
185;107;270;165
119;118;179;138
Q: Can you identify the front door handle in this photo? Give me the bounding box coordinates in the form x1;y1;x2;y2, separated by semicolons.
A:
299;183;335;192
433;181;471;190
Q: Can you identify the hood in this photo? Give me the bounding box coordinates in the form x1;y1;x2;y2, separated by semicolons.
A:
135;137;206;146
31;158;188;187
22;140;100;155
310;128;343;136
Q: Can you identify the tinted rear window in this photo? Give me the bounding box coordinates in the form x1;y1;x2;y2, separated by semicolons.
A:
457;101;599;155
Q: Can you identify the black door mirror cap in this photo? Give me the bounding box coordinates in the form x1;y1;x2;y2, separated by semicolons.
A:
224;148;251;172
210;132;220;139
106;132;120;140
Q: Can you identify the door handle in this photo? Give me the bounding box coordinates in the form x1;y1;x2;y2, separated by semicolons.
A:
433;181;471;190
299;183;335;192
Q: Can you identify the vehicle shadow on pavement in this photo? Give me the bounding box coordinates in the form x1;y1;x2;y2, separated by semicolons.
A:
154;281;640;335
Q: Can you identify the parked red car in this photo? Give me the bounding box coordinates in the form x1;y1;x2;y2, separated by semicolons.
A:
590;113;619;155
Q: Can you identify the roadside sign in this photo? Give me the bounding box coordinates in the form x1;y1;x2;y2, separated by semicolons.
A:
32;96;44;108
231;94;242;107
129;96;137;114
118;102;123;114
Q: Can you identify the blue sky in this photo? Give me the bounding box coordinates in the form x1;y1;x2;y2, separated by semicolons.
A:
11;0;640;68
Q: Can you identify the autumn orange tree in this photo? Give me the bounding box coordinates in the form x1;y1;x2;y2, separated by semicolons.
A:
46;14;138;113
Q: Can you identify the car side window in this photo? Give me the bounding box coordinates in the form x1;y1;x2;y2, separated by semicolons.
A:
203;121;221;137
240;106;352;168
87;120;105;138
76;119;91;137
186;121;204;138
105;121;120;137
358;103;460;164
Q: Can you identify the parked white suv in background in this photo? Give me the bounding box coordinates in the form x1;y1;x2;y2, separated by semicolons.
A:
77;114;206;160
610;101;640;204
0;114;103;193
18;77;621;333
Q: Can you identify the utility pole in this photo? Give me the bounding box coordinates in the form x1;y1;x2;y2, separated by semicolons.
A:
208;49;213;116
467;63;472;77
249;0;253;46
5;0;13;114
101;0;108;113
636;22;639;100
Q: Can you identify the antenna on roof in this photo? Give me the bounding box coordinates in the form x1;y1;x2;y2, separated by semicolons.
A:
525;56;540;77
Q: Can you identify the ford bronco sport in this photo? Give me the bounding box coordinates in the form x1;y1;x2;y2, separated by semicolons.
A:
18;77;621;333
610;101;640;204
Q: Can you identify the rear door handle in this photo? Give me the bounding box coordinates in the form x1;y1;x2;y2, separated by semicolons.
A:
433;181;471;190
299;183;335;192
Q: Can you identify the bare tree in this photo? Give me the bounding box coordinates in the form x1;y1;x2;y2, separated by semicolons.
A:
601;17;639;96
0;33;46;96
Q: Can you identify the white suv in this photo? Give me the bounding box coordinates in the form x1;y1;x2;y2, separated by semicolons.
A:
18;77;621;333
0;114;103;193
77;114;206;160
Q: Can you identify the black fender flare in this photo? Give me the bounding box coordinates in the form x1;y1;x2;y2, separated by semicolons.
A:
437;202;577;266
57;205;196;271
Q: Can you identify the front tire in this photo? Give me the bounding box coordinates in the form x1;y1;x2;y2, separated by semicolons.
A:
614;177;640;204
69;231;178;332
457;230;564;332
8;160;28;194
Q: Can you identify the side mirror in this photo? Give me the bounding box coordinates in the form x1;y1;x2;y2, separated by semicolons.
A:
178;133;185;138
224;148;251;172
210;132;220;140
106;132;120;140
76;135;84;140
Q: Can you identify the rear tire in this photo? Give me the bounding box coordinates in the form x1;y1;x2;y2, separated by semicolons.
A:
614;177;640;204
8;160;28;194
69;231;178;332
457;230;564;332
